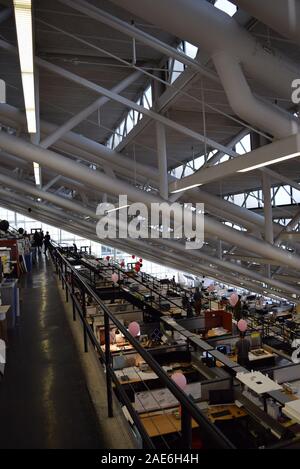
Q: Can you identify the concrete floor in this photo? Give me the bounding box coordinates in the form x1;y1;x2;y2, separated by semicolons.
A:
0;254;103;449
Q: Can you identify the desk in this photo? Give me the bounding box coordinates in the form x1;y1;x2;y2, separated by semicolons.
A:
217;349;276;368
204;404;247;423
116;362;194;385
140;410;198;437
140;403;246;438
116;367;158;384
248;349;276;362
236;371;282;394
207;327;230;338
283;399;300;424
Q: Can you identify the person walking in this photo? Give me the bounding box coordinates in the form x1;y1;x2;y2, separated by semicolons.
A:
33;230;41;253
44;231;51;255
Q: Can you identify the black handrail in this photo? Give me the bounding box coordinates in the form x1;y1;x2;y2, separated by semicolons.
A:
52;246;235;449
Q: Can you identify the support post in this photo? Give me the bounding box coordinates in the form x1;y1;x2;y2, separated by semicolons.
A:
262;172;273;278
104;310;113;417
155;122;169;200
82;288;88;352
71;271;76;321
181;406;192;449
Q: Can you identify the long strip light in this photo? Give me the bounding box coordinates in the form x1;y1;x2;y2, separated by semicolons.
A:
171;183;203;194
105;205;130;214
238;152;300;173
33;161;40;186
13;0;36;133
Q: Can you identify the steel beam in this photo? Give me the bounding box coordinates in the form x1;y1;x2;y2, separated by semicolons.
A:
40;70;142;149
0;38;237;158
58;0;219;83
1;130;300;271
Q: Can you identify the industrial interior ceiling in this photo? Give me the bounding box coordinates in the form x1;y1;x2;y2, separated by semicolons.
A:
0;0;300;302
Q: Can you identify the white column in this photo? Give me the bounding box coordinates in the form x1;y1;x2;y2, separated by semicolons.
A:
155;122;168;200
262;172;273;277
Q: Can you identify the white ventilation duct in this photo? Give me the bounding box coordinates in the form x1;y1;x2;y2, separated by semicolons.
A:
232;0;300;46
0;103;281;234
1;129;300;271
110;0;300;137
212;52;299;138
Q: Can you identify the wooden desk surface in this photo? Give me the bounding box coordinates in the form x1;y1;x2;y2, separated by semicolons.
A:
207;327;230;338
140;410;198;437
140;404;246;437
204;404;247;423
216;348;276;368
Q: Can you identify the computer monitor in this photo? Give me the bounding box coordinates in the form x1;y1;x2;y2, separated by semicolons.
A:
202;352;216;368
216;345;227;355
209;389;235;406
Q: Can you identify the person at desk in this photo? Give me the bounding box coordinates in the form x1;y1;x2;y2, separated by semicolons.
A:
235;332;251;369
193;287;203;316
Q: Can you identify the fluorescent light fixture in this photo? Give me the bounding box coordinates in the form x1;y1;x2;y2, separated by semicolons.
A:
214;0;237;17
105;204;130;214
171;183;203;194
0;79;6;103
33;162;40;186
13;0;36;133
238;152;300;173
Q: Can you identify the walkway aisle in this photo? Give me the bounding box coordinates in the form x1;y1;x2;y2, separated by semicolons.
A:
0;255;103;449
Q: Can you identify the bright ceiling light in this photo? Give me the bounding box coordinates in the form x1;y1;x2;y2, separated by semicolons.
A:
33;162;40;186
171;183;203;194
238;152;300;173
13;0;36;133
0;79;6;103
214;0;237;17
105;205;130;214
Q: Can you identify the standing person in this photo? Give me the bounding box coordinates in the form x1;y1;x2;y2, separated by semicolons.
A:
38;231;44;253
193;287;203;316
235;332;251;369
33;230;40;254
44;231;51;255
233;295;242;321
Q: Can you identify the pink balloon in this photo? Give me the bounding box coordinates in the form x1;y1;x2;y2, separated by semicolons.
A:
237;319;248;332
111;273;118;283
128;321;140;337
229;293;239;307
171;372;187;390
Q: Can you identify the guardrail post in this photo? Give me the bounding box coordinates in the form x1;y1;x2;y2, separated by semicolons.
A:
65;263;69;303
104;310;113;417
61;257;64;289
82;288;88;352
71;272;76;321
181;406;192;449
